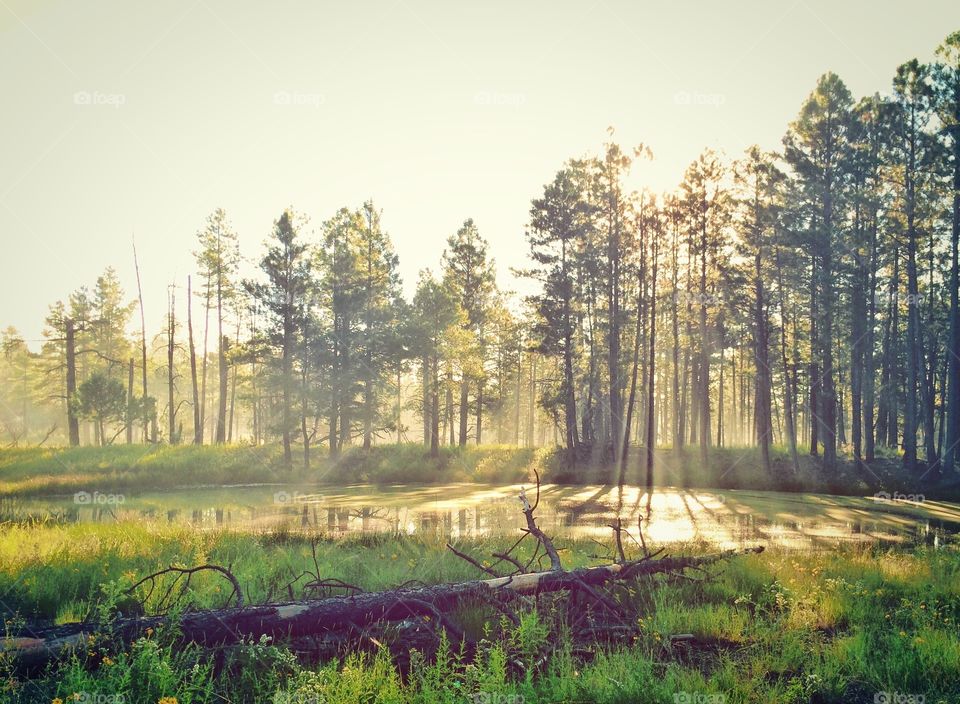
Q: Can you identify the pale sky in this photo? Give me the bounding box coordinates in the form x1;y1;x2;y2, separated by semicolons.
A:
2;0;958;346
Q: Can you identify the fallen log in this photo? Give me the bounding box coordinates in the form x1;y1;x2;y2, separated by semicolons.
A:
3;546;762;671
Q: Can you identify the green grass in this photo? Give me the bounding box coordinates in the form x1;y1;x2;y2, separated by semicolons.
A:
0;444;546;498
4;442;958;502
0;444;286;497
0;519;958;703
545;444;960;498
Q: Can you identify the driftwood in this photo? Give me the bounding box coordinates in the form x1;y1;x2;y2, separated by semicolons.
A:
3;546;762;670
2;475;763;672
126;563;244;610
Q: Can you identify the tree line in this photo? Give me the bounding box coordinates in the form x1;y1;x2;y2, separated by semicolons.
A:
2;30;959;480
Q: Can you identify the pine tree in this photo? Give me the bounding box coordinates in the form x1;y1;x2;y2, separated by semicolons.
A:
195;209;240;444
245;209;311;467
784;72;853;471
442;219;496;447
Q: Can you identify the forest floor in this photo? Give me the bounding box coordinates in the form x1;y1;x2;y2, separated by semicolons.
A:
0;520;957;703
1;442;958;501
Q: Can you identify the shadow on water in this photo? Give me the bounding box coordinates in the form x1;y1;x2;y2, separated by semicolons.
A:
12;483;960;551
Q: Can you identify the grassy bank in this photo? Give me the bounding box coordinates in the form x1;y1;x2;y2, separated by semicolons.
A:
0;520;958;703
0;444;545;498
548;445;960;501
2;442;959;501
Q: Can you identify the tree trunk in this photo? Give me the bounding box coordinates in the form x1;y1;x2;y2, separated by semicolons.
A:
167;286;176;444
187;276;202;445
923;227;939;470
476;381;483;445
301;359;310;470
200;279;211;446
228;317;240;443
622;265;645;474
903;117;920;472
431;355;440;458
821;244;837;470
281;304;293;467
363;372;373;451
644;225;659;486
133;240;151;443
5;547;763;673
850;207;866;467
458;378;469;447
215;265;227;445
775;250;800;473
65;319;80;447
514;347;522;446
753;249;772;476
670;219;681;451
561;239;579;460
527;355;537;448
946;108;960;472
126;358;134;445
887;248;901;449
697;223;710;469
422;354;430;447
864;213;879;463
809;254;819;456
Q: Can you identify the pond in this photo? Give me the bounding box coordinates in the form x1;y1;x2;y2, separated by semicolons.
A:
13;483;960;550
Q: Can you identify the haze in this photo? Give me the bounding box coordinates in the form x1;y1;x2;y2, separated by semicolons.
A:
1;0;957;343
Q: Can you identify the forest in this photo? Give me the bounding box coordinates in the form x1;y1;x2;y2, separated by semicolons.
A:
3;31;960;490
3;9;960;704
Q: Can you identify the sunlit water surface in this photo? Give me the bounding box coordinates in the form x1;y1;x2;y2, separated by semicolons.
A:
16;483;960;550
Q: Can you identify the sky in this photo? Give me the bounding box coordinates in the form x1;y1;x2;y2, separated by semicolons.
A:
2;0;959;346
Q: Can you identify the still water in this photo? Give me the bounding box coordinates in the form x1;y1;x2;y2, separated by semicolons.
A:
17;484;960;550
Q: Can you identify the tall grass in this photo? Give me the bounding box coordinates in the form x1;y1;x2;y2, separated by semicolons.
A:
0;519;957;703
0;444;550;497
0;444;285;496
5;441;955;501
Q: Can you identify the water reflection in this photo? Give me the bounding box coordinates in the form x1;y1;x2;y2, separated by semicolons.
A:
19;484;960;550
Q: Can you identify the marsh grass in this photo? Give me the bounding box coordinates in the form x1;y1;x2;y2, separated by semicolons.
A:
0;517;957;703
3;443;956;503
0;444;547;498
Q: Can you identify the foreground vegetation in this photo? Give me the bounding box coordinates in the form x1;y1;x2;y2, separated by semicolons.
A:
2;443;958;502
0;516;958;703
